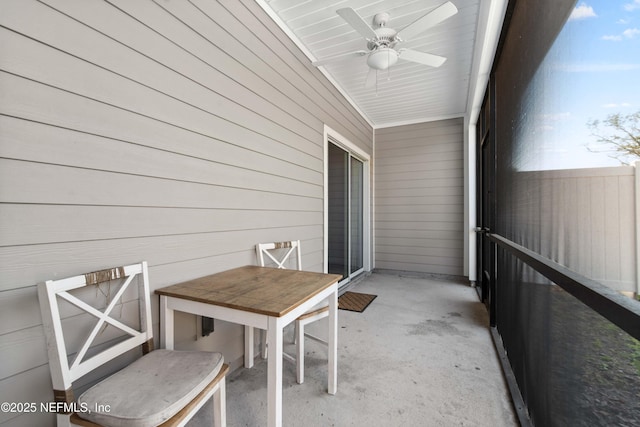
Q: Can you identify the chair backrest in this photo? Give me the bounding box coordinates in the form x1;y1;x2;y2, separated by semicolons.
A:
37;261;153;395
256;240;302;271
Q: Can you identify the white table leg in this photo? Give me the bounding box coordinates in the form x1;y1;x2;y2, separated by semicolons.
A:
296;320;304;384
328;287;338;395
244;325;254;368
160;295;174;350
267;317;283;427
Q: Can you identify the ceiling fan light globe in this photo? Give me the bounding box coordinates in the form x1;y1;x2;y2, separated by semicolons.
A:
367;48;398;70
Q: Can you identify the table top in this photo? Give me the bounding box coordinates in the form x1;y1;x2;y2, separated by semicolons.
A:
155;265;342;317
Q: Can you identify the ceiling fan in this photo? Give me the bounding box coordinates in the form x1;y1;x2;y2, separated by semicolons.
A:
312;1;458;87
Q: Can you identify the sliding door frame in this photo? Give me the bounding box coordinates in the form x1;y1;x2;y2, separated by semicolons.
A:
323;125;371;281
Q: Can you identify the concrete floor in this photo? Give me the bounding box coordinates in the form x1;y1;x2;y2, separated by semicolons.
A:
202;271;518;426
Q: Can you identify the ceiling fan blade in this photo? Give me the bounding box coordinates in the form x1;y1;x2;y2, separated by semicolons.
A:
336;7;378;40
365;68;377;88
398;1;458;41
398;48;447;67
312;50;368;67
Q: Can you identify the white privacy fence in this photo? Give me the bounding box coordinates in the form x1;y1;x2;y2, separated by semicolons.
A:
512;163;639;296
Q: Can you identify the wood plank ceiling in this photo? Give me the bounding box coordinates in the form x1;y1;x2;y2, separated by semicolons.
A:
258;0;481;128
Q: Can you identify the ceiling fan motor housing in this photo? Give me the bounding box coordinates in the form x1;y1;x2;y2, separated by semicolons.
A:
366;21;399;70
367;26;398;50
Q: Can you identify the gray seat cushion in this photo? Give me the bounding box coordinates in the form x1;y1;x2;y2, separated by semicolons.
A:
77;349;223;427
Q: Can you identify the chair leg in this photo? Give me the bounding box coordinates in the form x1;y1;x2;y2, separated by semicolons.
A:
261;329;268;359
293;322;298;344
296;320;305;384
214;379;226;427
57;413;73;427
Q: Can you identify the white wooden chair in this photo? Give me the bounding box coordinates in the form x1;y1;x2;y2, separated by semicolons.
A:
256;241;329;384
37;261;228;427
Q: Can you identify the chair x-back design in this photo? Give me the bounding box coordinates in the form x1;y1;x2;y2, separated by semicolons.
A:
37;261;228;427
256;241;302;270
256;241;329;384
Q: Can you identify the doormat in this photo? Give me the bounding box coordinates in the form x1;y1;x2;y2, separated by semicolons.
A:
338;291;377;313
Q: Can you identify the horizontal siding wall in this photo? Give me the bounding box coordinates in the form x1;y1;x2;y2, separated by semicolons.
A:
0;0;372;425
375;118;464;276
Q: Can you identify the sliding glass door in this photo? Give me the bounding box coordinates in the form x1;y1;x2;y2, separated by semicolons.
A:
328;142;364;282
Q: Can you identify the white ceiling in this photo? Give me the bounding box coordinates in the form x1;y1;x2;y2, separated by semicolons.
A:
257;0;501;129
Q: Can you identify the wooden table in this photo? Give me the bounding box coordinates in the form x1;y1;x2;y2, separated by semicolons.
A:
155;265;341;427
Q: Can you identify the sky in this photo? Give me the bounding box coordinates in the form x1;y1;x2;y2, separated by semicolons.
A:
516;0;640;171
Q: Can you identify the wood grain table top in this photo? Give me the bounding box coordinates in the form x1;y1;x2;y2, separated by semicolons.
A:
155;265;342;317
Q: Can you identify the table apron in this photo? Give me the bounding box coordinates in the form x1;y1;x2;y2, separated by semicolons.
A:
165;297;269;329
162;281;336;332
